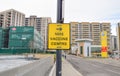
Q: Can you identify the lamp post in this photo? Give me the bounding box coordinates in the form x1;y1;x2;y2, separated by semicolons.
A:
56;0;64;76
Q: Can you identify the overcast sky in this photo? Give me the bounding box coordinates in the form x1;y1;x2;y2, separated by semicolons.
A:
0;0;120;35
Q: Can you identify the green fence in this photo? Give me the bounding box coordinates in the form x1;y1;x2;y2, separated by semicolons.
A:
0;28;3;48
0;48;30;54
0;48;44;54
9;40;30;48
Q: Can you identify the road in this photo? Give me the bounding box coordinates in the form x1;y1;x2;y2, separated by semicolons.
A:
67;55;120;76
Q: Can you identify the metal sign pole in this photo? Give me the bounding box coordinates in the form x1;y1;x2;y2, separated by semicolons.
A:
56;0;64;76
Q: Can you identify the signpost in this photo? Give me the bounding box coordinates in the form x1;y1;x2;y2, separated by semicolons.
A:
56;0;63;76
48;23;70;76
49;0;70;76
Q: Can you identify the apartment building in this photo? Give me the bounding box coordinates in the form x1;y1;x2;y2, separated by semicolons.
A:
111;35;117;51
25;16;52;50
70;22;79;46
0;9;25;28
70;22;111;51
25;16;37;27
79;22;91;39
91;22;101;45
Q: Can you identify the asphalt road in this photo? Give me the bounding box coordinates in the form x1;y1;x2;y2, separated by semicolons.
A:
67;55;120;76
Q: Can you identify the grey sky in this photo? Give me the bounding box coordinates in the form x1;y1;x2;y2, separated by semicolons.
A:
0;0;120;35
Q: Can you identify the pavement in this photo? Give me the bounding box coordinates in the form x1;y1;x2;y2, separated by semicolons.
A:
0;55;54;76
0;55;34;72
49;58;83;76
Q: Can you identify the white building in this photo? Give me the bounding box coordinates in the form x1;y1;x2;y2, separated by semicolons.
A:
75;39;93;57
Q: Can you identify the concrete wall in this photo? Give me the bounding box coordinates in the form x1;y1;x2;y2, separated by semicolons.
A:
0;57;53;76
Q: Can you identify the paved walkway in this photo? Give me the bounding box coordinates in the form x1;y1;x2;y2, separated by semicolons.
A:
51;58;83;76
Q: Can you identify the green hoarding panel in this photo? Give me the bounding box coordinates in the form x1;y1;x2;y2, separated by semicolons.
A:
0;34;3;48
0;28;2;32
21;33;33;40
0;30;2;33
9;40;30;48
0;28;9;48
9;40;22;47
9;33;34;40
9;33;22;39
9;26;34;33
22;41;30;48
0;36;2;40
0;49;30;54
0;43;2;47
0;43;3;48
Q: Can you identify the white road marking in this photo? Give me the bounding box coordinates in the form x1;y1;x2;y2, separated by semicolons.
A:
91;64;101;68
49;62;56;76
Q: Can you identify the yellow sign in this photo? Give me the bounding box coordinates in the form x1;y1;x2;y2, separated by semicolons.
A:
101;52;108;57
48;23;70;50
101;31;107;46
101;31;108;57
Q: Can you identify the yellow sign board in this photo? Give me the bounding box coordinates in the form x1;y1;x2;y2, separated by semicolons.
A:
48;23;70;50
101;52;108;57
101;31;108;57
101;31;107;46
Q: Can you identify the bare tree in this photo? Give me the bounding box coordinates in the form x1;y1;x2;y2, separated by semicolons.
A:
29;40;34;54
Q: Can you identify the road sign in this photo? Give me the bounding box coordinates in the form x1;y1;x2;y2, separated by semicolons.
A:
48;23;70;50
